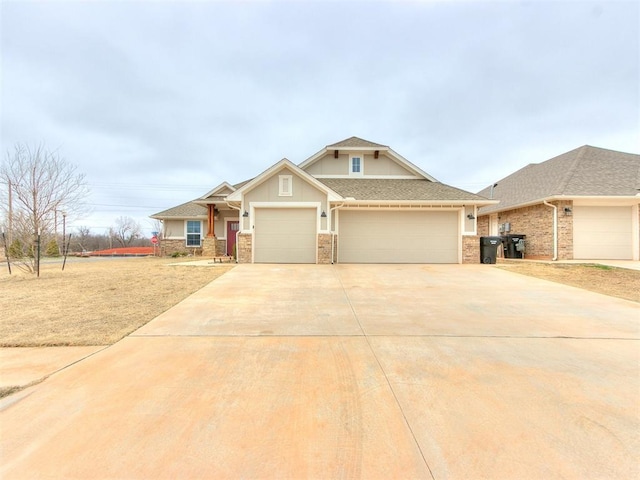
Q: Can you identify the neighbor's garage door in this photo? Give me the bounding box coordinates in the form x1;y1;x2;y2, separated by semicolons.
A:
573;206;632;260
254;208;316;263
338;210;459;263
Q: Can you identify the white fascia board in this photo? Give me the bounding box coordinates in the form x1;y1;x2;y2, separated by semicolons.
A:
386;149;439;182
479;195;640;215
298;147;329;170
152;215;208;220
226;158;343;202
312;174;420;179
333;199;498;207
198;181;236;200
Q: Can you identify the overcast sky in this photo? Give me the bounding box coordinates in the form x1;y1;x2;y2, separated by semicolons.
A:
1;0;638;236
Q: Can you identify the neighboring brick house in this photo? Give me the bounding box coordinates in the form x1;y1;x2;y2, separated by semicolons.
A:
151;137;496;264
477;146;640;261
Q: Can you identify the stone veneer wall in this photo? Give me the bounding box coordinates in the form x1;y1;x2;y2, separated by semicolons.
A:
216;238;227;257
317;234;332;264
201;237;216;257
237;233;252;263
462;236;480;264
161;239;202;257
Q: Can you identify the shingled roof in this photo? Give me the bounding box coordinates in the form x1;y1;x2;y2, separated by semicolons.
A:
318;178;488;202
478;145;640;214
326;136;389;149
150;201;207;218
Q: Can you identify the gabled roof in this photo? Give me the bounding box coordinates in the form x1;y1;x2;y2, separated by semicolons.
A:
478;145;640;214
150;201;207;219
298;136;438;182
327;136;389;149
198;181;236;201
226;158;343;202
319;178;493;203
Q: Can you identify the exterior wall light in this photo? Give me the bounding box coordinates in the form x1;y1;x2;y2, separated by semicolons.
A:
467;214;476;220
321;211;327;218
242;211;249;217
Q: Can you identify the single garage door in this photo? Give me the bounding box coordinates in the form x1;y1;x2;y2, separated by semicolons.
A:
254;208;317;263
338;210;459;263
573;206;632;260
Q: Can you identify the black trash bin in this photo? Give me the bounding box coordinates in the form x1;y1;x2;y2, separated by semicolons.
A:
501;234;526;259
480;236;503;264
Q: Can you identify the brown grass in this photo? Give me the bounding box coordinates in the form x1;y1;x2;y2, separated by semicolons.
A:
0;258;234;347
496;261;640;303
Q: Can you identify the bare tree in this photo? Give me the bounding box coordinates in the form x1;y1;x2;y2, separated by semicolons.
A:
0;144;89;273
110;216;143;247
75;225;92;252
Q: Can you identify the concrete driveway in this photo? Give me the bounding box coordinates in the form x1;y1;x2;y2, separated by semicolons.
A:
1;264;638;479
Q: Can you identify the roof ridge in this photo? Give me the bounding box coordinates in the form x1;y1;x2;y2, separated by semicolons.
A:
555;146;586;194
326;136;389;149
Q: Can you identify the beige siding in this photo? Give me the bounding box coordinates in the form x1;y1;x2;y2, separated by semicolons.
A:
363;153;415;176
338;210;459;263
573;206;633;259
164;220;185;238
304;152;415;176
254;208;316;263
304;153;349;175
244;168;327;209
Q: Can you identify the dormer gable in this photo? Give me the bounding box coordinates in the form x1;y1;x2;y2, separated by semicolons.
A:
299;136;438;181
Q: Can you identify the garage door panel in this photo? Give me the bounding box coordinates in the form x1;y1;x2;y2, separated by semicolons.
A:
339;210;459;263
573;206;632;260
254;208;316;263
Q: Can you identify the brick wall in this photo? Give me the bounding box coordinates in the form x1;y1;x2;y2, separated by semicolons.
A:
237;233;252;263
462;236;480;264
481;200;575;260
556;200;574;260
317;234;331;264
477;216;489;237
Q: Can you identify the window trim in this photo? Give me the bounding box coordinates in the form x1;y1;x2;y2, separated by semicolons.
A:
185;220;202;247
350;155;363;176
279;174;293;196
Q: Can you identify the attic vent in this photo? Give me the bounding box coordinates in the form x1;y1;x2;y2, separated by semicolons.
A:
279;175;292;196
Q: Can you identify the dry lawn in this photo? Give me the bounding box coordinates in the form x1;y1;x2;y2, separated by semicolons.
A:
0;258;234;347
497;261;640;303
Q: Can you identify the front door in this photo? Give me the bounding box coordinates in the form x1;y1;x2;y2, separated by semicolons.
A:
226;221;240;257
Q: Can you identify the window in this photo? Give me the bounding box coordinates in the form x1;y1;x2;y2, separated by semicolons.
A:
350;156;362;175
186;220;202;247
279;175;293;196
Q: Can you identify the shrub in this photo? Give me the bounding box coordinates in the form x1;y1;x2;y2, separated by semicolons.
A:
46;239;60;257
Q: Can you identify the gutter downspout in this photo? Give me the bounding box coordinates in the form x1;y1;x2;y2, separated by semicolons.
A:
227;203;242;263
329;203;345;264
543;200;558;261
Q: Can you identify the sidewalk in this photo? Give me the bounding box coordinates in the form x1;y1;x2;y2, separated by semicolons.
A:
0;346;106;392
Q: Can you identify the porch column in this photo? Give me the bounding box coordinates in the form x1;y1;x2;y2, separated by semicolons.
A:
207;204;216;237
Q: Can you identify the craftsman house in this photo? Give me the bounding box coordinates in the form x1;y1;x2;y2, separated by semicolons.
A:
477;145;640;261
151;137;496;264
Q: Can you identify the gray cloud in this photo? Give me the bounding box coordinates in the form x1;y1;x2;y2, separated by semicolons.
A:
1;0;637;234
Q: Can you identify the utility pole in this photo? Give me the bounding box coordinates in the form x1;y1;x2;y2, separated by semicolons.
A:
8;180;12;245
62;211;67;256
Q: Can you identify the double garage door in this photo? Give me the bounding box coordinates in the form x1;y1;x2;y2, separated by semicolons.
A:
339;210;459;263
573;206;633;260
253;208;460;264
